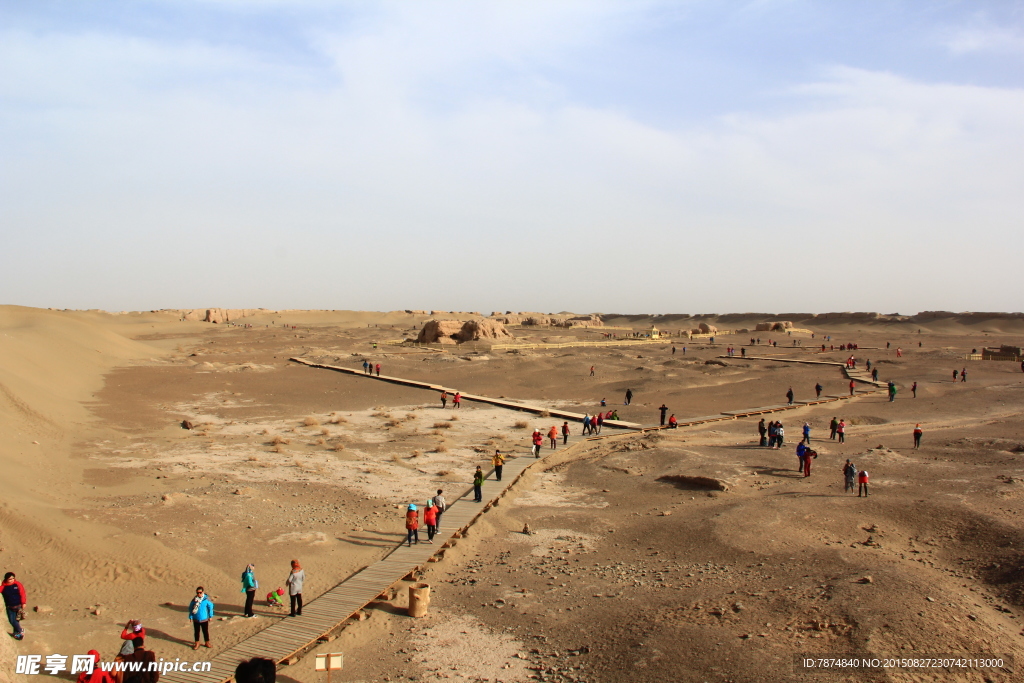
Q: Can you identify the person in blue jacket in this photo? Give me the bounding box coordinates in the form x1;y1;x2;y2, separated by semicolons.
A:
796;441;807;473
241;564;258;618
189;586;215;650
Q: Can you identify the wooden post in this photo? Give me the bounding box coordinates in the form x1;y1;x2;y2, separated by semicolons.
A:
408;583;430;618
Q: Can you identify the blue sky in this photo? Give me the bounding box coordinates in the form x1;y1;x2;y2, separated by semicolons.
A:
2;1;1022;313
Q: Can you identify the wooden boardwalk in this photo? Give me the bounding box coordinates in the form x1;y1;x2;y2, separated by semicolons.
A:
162;357;890;683
163;454;539;683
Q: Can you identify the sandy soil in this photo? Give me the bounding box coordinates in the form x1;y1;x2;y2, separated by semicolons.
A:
2;306;1023;682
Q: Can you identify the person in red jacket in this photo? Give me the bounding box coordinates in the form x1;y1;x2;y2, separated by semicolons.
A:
547;425;558;449
561;421;570;445
120;619;146;643
422;500;438;544
531;429;543;457
405;505;419;546
849;380;855;396
453;392;461;409
76;650;115;683
858;470;869;497
667;414;678;428
2;571;26;640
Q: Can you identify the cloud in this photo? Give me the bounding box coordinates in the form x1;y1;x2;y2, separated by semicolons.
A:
1;4;1023;312
944;25;1024;55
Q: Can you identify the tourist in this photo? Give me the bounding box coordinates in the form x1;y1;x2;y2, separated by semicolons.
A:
453;392;461;409
286;560;304;617
241;564;257;618
266;588;285;610
473;466;484;502
235;658;276;683
829;417;838;440
803;447;817;477
434;489;446;528
120;619;145;642
872;368;879;382
796;441;807;473
404;504;420;546
837;419;846;443
375;363;381;376
610;410;619;420
786;387;794;405
766;421;777;449
547;425;558;449
913;424;923;449
582;414;591;436
961;368;967;382
423;500;438;543
849;380;855;396
757;418;767;447
953;369;958;382
76;651;114;683
561;421;570;445
888;381;897;402
911;381;917;398
815;382;823;398
896;347;902;358
668;414;677;428
362;360;369;374
776;422;785;449
858;469;870;497
843;460;856;493
600;397;607;407
624;389;633;405
492;450;505;480
124;637;157;683
2;571;26;641
595;412;604;434
866;359;872;372
532;428;543;457
659;404;668;426
589;365;595;376
440;390;447;408
188;586;214;649
802;422;811;444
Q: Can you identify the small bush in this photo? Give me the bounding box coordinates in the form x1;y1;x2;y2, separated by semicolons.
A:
433;444;448;453
484;440;496;446
449;414;459;421
513;420;529;429
303;416;320;427
270;435;291;445
273;444;286;454
374;404;386;410
404;413;418;421
539;410;550;417
432;422;452;429
320;427;331;436
371;411;392;419
412;449;422;458
437;469;452;477
315;437;326;446
247;455;259;462
385;419;402;428
430;429;443;436
329;413;348;424
331;443;346;452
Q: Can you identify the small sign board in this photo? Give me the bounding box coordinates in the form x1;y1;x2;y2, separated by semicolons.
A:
314;653;344;671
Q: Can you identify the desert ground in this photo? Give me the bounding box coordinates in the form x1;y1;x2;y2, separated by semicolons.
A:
2;306;1024;682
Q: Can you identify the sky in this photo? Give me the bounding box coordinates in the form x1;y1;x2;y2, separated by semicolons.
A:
2;0;1023;314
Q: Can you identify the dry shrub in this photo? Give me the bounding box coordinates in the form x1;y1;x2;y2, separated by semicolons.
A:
260;428;271;436
303;416;320;427
331;444;346;452
270;435;291;445
449;414;459;421
430;429;443;436
273;444;286;454
371;411;392;419
247;455;259;462
315;437;326;446
437;469;452;477
539;410;551;417
411;449;422;458
513;420;529;429
320;427;331;436
293;459;305;468
374;404;386;410
432;422;452;429
484;440;496;446
404;413;418;421
385;419;402;428
433;444;448;453
329;413;348;424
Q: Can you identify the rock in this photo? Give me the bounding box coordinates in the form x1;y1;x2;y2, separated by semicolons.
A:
732;602;744;612
416;320;464;344
182;419;195;429
698;323;718;334
91;608;104;616
659;511;672;516
34;605;53;614
857;576;873;584
968;614;978;621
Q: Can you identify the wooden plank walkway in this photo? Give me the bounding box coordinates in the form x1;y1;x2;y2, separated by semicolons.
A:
289;357;644;429
162;455;539;683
